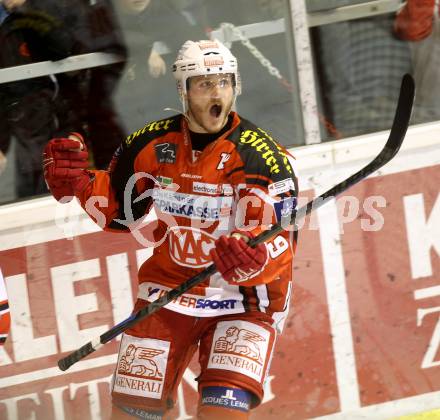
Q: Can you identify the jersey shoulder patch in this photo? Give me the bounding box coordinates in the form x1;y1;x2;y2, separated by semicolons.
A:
229;117;294;181
124;115;181;148
109;116;181;220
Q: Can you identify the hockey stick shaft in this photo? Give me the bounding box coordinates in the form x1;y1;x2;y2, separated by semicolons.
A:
58;74;414;371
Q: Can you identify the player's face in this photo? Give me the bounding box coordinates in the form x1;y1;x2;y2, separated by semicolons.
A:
186;74;234;134
119;0;151;13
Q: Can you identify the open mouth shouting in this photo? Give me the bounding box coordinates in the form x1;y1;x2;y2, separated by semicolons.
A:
210;103;223;119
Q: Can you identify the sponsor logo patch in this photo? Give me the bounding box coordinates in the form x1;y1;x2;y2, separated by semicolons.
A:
155;143;177;164
204;57;225;67
239;128;294;175
268;178;296;196
239;130;280;174
201;387;251;412
199;41;219;50
274;197;297;222
193;182;221;195
138;283;240;315
147;286;238;310
222;184;234;195
120;407;163;420
193;182;233;196
181;173;203;179
152;188;233;221
168;226;216;268
125;119;174;146
156;176;173;187
114;335;170;399
208;321;270;382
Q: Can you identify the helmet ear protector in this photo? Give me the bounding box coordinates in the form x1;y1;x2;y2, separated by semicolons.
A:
173;39;241;110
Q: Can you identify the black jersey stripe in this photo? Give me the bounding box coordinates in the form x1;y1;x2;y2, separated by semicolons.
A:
107;221;130;231
226;166;245;177
252;286;262;312
239;286;250;311
245;178;270;188
0;302;9;312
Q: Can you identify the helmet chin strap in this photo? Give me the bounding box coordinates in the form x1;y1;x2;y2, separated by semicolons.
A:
164;106;187;118
164;92;191;122
163;103;193;132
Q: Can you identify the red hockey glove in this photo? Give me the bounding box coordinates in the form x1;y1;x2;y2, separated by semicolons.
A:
43;134;90;202
210;231;268;285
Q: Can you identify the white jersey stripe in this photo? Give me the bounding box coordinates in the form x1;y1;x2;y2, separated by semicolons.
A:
248;187;278;205
255;284;269;313
0;269;7;302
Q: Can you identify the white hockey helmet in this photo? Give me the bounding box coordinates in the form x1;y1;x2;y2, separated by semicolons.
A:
173;39;241;108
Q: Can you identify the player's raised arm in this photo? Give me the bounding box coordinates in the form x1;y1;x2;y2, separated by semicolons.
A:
43;131;155;232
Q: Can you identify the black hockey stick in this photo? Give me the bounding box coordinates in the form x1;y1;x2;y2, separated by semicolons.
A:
58;74;414;371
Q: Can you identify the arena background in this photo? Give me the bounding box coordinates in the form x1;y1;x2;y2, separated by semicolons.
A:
1;0;439;418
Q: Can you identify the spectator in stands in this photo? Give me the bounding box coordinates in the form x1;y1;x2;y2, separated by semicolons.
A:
258;0;285;19
167;0;209;36
312;13;412;139
112;0;207;131
70;0;127;170
394;0;440;124
0;0;79;198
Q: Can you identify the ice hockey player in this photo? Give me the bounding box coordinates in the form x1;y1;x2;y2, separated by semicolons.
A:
43;39;298;419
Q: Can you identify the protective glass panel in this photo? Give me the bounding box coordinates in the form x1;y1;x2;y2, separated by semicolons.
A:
0;0;303;205
309;0;440;141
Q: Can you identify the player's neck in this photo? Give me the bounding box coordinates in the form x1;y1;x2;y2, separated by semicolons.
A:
189;115;233;151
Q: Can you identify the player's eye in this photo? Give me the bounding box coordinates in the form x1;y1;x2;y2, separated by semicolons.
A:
218;78;231;88
199;80;213;89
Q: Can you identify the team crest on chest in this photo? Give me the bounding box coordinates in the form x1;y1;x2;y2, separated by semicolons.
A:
217;153;231;170
168;226;216;268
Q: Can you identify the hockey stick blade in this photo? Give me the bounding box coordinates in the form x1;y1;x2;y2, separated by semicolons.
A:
58;74;414;371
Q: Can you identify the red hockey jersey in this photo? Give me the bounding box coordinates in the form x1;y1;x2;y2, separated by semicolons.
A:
76;112;298;332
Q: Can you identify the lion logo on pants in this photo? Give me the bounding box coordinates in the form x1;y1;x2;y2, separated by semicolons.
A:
118;344;164;379
214;326;266;364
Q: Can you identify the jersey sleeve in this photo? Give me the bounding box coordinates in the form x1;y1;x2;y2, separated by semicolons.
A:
76;131;157;232
231;125;299;286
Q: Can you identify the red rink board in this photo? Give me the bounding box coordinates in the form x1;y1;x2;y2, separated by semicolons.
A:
0;163;439;419
340;165;440;406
